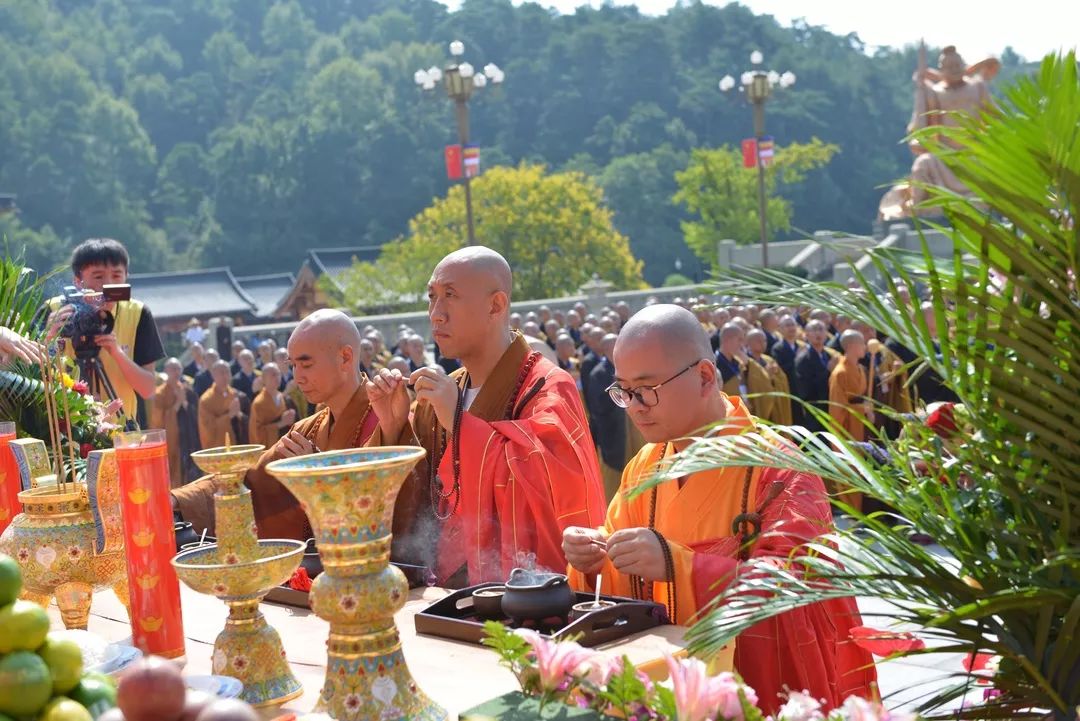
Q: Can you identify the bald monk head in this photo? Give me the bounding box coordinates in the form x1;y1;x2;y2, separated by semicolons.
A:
746;328;768;357
717;322;745;358
287;309;363;413
163;357;183;386
839;329;866;359
611;304;726;445
210;359;231;390
260;362;282;392
427;246;513;366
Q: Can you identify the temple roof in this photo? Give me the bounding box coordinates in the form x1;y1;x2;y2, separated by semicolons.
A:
235;272;296;319
305;247;381;291
129;267;257;321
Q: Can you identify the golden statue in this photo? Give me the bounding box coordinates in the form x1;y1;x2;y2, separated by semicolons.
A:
879;43;1000;220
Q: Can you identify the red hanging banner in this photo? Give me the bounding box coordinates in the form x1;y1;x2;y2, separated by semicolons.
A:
741;138;757;169
445;144;463;180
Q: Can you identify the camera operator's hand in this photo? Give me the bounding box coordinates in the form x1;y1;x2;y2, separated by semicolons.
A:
94;333;121;357
44;305;75;342
0;327;46;365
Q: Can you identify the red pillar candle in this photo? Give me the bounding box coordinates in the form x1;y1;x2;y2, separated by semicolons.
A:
0;422;19;536
114;429;185;659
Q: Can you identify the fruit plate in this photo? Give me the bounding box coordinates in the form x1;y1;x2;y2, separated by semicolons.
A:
99;644;142;676
185;674;244;699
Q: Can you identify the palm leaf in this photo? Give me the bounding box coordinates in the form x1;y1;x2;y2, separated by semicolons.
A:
649;52;1080;717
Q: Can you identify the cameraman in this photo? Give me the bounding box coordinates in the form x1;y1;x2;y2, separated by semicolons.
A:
45;238;165;420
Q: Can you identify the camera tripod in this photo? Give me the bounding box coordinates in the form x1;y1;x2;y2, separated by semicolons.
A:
74;350;137;431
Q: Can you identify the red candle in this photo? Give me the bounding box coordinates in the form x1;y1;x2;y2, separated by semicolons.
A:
0;422;19;536
114;429;185;659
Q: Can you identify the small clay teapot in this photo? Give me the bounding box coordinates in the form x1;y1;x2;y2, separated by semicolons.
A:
300;538;323;578
501;568;575;623
173;522;199;551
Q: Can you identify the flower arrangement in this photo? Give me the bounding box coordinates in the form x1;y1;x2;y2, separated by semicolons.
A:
480;622;915;721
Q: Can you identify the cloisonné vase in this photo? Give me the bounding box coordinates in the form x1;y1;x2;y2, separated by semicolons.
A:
266;446;445;721
0;448;127;629
172;444;304;707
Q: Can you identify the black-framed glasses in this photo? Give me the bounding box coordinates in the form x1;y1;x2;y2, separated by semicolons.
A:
606;360;706;409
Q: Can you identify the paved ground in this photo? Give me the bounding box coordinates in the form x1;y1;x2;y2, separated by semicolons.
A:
843;524;987;712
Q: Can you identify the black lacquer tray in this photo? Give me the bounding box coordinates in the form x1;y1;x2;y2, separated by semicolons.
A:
414;582;668;648
264;562;434;608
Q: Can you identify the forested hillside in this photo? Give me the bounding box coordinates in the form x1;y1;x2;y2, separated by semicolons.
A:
0;0;1030;284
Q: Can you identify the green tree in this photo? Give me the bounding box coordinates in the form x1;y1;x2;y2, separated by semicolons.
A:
335;163;645;311
673;139;838;267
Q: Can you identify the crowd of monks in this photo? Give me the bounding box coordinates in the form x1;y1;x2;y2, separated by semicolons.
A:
148;247;965;711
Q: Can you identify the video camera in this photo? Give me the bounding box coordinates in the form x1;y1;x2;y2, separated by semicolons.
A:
60;284;131;357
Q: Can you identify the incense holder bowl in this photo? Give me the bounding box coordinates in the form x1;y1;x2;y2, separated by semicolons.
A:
172;443;304;707
266;446;445;721
173;539;305;707
0;449;127;629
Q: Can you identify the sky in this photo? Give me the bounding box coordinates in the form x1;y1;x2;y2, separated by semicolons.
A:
440;0;1080;62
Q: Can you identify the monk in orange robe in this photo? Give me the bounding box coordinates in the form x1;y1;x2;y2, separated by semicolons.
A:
563;304;875;714
197;361;248;449
247;362;297;449
173;311;414;556
367;246;606;586
829;329;871;442
152;358;200;488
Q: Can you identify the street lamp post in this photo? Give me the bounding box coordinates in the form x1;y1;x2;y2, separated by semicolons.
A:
415;41;504;246
720;52;796;268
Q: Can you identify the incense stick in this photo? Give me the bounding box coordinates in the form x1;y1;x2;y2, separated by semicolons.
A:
38;352;64;494
225;431;232;451
57;356;80;490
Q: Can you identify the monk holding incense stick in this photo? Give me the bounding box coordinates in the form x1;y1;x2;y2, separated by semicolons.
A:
366;246;606;586
562;304;875;713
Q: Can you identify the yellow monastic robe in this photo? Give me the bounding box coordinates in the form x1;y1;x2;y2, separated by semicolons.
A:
152;382;183;488
829;359;868;441
746;354;792;425
763;354;793;425
198;385;241;449
744;357;775;421
876;346;912;415
249;388;288;449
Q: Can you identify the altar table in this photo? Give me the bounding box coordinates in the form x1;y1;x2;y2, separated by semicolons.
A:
48;585;688;719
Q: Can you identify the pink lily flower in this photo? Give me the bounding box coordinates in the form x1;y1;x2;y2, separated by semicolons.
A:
775;690;825;721
664;654;755;721
516;629;596;692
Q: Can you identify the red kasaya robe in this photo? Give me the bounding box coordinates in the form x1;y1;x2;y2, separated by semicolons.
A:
411;333;607;585
569;396;876;713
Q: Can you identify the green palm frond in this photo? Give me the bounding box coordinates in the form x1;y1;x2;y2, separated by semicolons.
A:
642;52;1079;718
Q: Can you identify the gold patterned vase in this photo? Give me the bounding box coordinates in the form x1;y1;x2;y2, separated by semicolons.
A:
173;445;304;708
266;447;445;721
0;449;127;629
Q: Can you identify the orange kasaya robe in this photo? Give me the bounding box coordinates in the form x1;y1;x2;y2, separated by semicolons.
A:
403;332;607;586
198;385;245;449
152;381;184;488
249;388;289;449
569;396;876;714
829;358;868;441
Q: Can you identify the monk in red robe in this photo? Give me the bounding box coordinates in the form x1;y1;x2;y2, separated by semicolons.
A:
367;246;606;585
563;304;876;713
